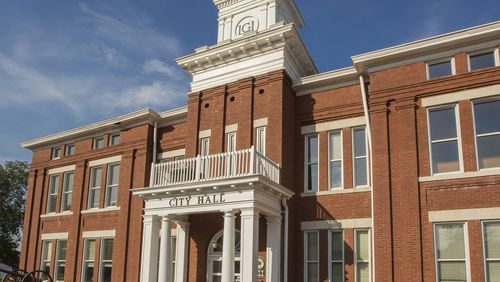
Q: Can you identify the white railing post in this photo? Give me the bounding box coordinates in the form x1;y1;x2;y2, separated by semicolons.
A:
249;146;256;175
195;155;201;181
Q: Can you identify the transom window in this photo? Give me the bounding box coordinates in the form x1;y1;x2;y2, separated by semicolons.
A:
305;135;319;192
473;99;500;169
427;106;461;174
328;131;343;189
434;223;468;282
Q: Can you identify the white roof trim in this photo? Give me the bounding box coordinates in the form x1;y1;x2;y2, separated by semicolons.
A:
352;20;500;72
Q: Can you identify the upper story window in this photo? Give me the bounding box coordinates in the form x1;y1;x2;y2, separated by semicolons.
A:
61;172;74;212
468;49;498;71
304;135;319;192
55;240;67;282
109;134;120;146
200;138;210;156
353;128;368;187
100;238;114;282
65;144;75;156
82;239;96;282
105;164;120;207
434;223;468;282
93;137;105;150
328;131;343;189
473;98;500;169
355;229;371;282
329;231;344;281
427;58;454;80
41;241;53;274
46;175;60;213
304;231;319;282
82;238;114;282
88;167;102;209
256;127;266;155
427;106;462;174
52;147;61;160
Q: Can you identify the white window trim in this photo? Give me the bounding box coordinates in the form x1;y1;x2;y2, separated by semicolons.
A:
471;96;500;171
93;137;105;150
304;134;319;192
467;48;500;71
81;238;96;282
98;237;114;282
354;229;371;282
328;230;344;282
104;163;120;208
60;171;74;212
328;130;343;190
352;127;369;188
481;220;500;282
433;222;471;282
54;240;67;282
303;230;320;282
46;174;59;214
88;167;102;210
426;104;464;176
52;147;61;160
426;57;456;80
65;144;75;156
256;127;266;155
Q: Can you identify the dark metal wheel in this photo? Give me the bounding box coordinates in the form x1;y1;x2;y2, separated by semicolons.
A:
2;273;20;282
21;271;52;282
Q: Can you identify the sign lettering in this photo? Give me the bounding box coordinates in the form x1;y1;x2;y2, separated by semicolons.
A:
235;17;259;36
167;193;226;208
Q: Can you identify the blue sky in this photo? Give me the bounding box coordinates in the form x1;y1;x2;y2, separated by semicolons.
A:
1;0;499;164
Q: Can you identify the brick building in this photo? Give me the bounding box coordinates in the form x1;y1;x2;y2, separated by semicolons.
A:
19;0;500;282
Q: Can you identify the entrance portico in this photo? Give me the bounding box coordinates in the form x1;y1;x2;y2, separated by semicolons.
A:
132;149;293;282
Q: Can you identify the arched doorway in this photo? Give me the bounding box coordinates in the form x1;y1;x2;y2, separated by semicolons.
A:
207;230;241;282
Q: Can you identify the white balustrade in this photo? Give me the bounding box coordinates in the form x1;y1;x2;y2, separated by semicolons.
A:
150;146;280;187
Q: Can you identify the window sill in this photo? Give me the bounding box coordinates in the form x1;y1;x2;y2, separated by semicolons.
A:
40;211;73;218
81;207;121;214
419;168;500;182
301;187;371;197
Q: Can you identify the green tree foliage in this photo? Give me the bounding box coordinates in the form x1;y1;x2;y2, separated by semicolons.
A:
0;161;29;267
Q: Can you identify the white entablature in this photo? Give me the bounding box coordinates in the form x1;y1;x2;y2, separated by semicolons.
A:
214;0;304;42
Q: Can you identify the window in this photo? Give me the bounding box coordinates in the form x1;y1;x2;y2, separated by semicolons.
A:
469;50;498;71
353;128;368;187
256;127;266;155
473;99;500;169
54;240;67;282
88;167;102;209
329;131;342;189
305;135;319;192
428;106;461;174
61;172;74;212
355;230;370;282
483;221;500;281
65;144;75;156
434;223;468;282
46;175;59;213
41;241;53;274
82;239;96;282
99;239;114;282
200;138;210;156
227;132;236;176
109;134;120;146
52;147;61;159
304;231;319;282
105;164;119;207
93;137;104;149
427;59;454;80
329;231;343;282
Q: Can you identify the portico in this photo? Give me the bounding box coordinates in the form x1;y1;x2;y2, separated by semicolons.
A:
132;148;293;282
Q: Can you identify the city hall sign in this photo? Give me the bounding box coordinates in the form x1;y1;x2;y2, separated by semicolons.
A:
167;193;226;208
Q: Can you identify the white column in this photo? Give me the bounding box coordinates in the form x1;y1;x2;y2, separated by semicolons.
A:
221;210;236;282
240;208;259;282
158;216;173;282
141;215;160;282
266;215;282;282
175;221;190;282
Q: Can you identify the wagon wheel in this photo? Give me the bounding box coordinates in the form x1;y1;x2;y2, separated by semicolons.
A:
21;271;52;282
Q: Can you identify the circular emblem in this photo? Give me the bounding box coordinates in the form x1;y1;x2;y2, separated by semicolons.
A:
235;16;259;36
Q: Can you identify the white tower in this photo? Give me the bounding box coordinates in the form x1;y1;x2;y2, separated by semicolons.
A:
176;0;317;92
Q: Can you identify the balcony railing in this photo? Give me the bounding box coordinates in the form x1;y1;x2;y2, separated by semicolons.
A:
150;146;280;187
